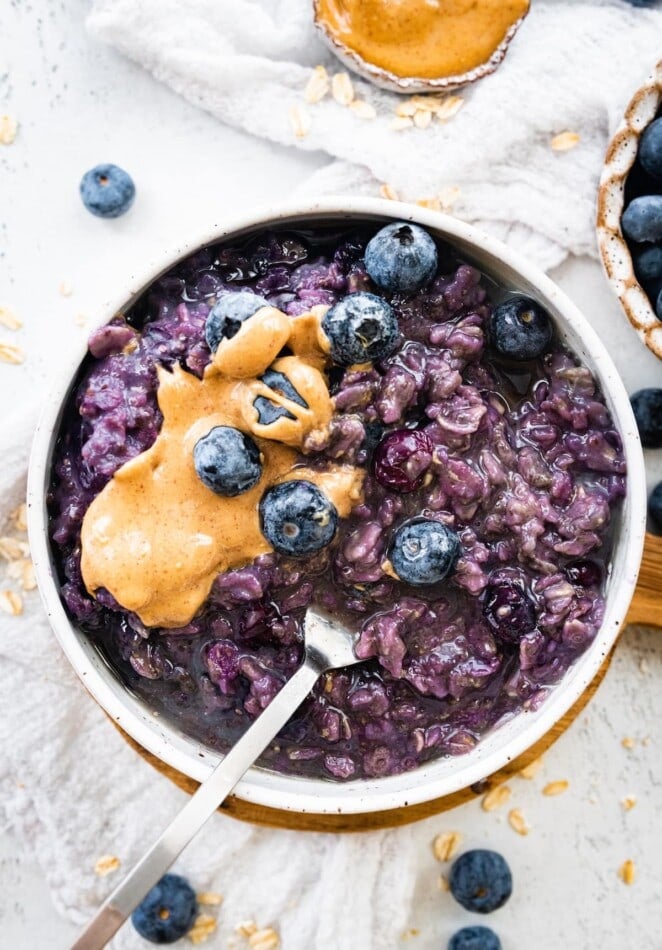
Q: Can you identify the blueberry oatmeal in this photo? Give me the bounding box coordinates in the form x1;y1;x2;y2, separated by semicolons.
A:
49;219;626;781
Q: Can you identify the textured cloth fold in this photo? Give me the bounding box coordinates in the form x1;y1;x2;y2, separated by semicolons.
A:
87;0;662;270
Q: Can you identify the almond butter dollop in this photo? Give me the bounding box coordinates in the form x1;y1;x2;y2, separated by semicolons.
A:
81;305;364;628
317;0;529;80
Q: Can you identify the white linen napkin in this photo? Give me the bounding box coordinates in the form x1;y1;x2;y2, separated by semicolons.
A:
87;0;662;270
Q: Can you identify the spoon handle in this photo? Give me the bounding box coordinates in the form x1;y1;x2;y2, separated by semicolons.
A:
71;657;322;949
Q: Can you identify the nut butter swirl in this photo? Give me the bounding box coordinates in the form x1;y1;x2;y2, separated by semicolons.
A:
317;0;530;80
81;306;364;628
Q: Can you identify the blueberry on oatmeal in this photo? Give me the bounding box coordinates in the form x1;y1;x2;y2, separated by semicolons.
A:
449;850;512;914
205;291;270;352
48;221;626;781
259;480;339;556
131;873;197;944
322;291;398;365
194;426;262;497
365;220;438;294
389;519;461;586
489;295;553;360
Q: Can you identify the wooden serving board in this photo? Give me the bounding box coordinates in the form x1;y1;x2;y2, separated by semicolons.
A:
117;533;661;833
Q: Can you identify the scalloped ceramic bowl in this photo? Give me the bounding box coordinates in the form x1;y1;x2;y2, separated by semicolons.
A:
313;0;529;94
597;59;662;360
28;197;646;818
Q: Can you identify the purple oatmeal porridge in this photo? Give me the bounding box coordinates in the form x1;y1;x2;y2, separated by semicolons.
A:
49;221;626;781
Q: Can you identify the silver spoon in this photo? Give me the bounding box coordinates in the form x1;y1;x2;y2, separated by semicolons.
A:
72;607;360;949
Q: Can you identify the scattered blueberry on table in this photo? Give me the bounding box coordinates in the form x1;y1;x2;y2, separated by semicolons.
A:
449;850;513;914
194;426;263;496
322;291;398;364
79;163;135;218
389;518;460;585
205;291;270;352
649;480;662;532
365;220;438;294
489;294;553;360
449;926;502;950
131;873;197;944
630;388;662;448
259;479;339;555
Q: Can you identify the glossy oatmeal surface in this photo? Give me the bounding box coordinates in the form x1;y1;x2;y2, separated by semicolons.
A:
50;223;625;781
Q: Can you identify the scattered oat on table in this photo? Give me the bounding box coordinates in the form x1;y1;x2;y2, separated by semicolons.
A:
432;830;462;862
289;104;311;139
94;854;120;877
0;342;25;365
621;795;637;812
236;922;258;938
58;280;74;297
618;859;636;885
188;913;217;944
248;928;280;950
436;97;464;122
379;183;400;201
391;116;413;132
414;109;432;130
508;808;530;836
12;503;28;532
519;756;544;779
0;589;23;616
551;131;580;152
482;784;512;812
543;780;569;797
416;197;442;211
438;185;461;211
197;891;223;907
0;306;22;330
304;65;329;104
0;114;18;145
0;536;26;561
350;99;376;120
621;736;635;750
7;558;36;591
639;658;650;676
331;72;354;106
437;874;449;892
395;100;417;118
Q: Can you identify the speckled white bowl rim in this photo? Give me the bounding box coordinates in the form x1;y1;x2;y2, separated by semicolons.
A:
27;197;647;816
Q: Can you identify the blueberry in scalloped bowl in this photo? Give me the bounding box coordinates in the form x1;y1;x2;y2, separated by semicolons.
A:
630;388;662;447
449;926;502;950
80;163;135;218
449;850;513;914
365;220;438;294
49;218;626;781
622;195;662;243
649;481;662;532
131;873;197;944
639;116;662;181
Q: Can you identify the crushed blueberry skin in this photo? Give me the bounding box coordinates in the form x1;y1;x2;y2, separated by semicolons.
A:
49;222;626;782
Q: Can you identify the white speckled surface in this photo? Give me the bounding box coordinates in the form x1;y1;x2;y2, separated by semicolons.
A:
0;2;660;948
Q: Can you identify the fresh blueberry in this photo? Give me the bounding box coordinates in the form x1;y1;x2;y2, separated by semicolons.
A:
449;926;502;950
489;295;553;360
657;284;662;320
365;221;438;295
449;850;513;914
649;481;662;533
205;291;269;352
632;242;662;289
630;388;662;447
131;873;197;944
373;429;434;492
253;368;308;425
194;426;262;496
259;480;338;555
79;163;135;218
565;559;602;588
622;0;659;5
389;519;460;585
322;291;398;365
483;578;536;643
622;195;662;243
639;117;662;181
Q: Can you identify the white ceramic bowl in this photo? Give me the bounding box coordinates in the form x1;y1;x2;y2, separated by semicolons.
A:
28;198;647;817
